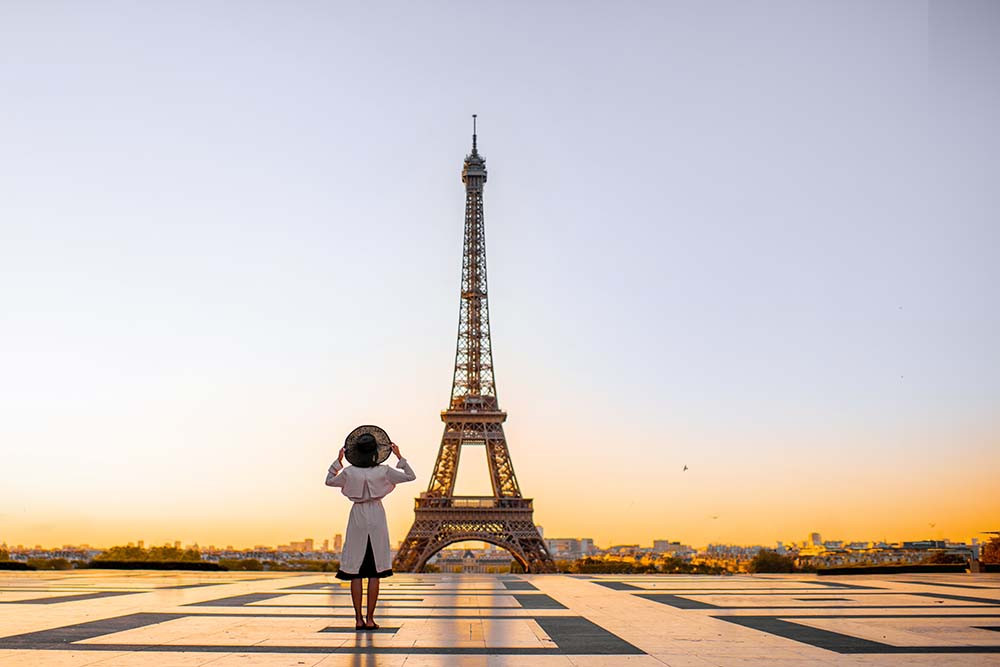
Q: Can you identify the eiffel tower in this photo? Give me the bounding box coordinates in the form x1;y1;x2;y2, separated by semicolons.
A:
393;118;556;573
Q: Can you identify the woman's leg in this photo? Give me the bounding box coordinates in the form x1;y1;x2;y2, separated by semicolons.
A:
350;579;364;627
365;577;380;627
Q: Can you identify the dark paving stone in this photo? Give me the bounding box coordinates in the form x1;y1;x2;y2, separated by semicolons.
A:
534;616;644;654
281;583;517;594
0;588;149;593
501;581;538;590
186;593;286;606
897;580;1000;590
636;594;719;609
592;581;641;591
780;613;1000;619
631;591;890;597
635;592;1000;610
235;595;560;609
718;616;888;652
242;604;539;609
243;591;423;600
716;615;1000;654
806;580;883;590
913;592;1000;605
0;612;178;649
0;611;643;655
0;591;140;605
614;587;869;593
512;593;566;609
320;626;399;633
974;626;1000;632
275;588;534;598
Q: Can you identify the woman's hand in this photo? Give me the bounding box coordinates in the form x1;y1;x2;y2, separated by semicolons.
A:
390;442;401;459
337;446;346;464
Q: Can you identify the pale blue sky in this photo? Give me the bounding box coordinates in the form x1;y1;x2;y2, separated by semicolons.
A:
1;1;997;548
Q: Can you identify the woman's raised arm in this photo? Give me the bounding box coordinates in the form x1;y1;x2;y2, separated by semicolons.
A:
386;443;417;483
325;447;348;487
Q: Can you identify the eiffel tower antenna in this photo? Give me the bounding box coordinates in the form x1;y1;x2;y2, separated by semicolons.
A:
393;120;555;573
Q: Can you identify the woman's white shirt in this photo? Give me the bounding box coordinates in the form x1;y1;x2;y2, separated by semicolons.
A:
325;458;416;502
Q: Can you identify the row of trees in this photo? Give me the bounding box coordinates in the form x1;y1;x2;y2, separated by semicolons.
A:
0;545;344;571
548;551;799;574
95;545;203;562
558;557;734;575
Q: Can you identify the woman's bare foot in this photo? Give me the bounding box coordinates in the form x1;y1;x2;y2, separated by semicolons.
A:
364;617;379;630
355;616;365;630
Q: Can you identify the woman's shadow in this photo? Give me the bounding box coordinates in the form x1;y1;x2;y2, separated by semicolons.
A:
348;651;379;667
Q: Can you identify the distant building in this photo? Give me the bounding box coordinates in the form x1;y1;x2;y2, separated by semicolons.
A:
810;532;822;546
545;538;595;559
902;540;946;549
333;534;343;552
433;548;512;574
608;544;641;556
653;540;695;559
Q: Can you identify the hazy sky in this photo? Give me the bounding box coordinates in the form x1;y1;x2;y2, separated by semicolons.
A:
1;1;997;550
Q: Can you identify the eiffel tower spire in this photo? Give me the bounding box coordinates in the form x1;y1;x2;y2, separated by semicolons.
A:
451;114;496;409
393;120;556;573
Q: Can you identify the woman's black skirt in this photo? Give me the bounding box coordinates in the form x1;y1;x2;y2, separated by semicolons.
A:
336;537;393;580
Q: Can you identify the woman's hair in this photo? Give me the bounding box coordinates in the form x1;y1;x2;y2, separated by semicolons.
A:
354;433;380;468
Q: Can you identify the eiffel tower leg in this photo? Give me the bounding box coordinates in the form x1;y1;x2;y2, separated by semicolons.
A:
393;525;433;573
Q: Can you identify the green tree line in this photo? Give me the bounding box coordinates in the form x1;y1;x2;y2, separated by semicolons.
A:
95;545;203;562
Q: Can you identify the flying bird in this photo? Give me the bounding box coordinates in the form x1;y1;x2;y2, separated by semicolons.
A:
683;465;688;472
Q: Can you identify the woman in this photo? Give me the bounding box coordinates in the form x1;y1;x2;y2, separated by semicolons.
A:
325;426;416;630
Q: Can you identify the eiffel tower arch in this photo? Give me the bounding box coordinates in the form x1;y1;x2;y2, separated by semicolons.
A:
393;118;556;574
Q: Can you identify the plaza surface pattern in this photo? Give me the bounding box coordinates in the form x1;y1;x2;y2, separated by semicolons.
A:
0;571;998;666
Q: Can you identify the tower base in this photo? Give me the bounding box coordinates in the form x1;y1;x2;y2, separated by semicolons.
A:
393;496;556;573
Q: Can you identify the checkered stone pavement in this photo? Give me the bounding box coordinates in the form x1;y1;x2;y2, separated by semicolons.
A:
1;571;998;665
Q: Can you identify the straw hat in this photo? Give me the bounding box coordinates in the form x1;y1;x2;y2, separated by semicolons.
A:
344;424;392;467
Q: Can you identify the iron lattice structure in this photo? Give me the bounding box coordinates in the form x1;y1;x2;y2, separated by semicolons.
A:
393;121;556;574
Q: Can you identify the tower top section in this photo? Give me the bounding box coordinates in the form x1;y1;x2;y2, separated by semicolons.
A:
462;114;487;188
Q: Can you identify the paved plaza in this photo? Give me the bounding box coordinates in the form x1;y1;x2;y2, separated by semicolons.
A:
0;571;998;666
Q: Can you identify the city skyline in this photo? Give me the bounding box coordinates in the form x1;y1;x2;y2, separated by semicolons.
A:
2;2;998;552
4;531;989;552
4;528;995;554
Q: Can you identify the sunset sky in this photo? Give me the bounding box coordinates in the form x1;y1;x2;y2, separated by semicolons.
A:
1;1;997;551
